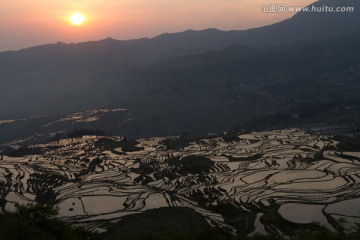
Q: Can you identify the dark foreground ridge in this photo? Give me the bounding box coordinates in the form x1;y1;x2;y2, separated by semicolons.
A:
1;204;360;240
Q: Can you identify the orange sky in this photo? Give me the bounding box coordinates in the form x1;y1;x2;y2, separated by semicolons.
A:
0;0;316;51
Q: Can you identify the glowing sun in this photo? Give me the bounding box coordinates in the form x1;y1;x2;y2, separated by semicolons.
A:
69;13;86;26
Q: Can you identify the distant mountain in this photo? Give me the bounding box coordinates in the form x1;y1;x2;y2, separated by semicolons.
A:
2;0;359;64
0;0;359;144
1;31;359;145
153;0;360;46
234;0;360;45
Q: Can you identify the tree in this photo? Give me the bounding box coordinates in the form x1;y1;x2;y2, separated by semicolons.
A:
0;204;97;240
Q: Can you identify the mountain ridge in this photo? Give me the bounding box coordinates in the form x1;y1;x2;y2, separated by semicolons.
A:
2;0;359;56
0;0;359;143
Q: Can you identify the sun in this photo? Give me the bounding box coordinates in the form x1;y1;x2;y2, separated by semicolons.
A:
68;13;86;26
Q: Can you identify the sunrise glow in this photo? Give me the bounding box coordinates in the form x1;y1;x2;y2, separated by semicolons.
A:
0;0;317;51
69;13;86;26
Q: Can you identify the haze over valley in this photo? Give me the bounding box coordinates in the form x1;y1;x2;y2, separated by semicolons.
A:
1;0;360;239
1;0;360;145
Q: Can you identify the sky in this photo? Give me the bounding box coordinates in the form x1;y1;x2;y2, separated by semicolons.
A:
0;0;316;52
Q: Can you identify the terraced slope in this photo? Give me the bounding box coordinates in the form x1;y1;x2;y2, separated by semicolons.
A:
1;129;359;236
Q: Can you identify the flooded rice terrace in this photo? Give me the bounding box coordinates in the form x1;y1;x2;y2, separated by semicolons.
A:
1;128;359;235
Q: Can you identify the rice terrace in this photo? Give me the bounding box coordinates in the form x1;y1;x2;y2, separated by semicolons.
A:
1;1;360;238
1;128;360;237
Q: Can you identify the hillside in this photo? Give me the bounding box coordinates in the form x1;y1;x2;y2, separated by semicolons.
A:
0;32;360;145
2;0;360;239
1;129;360;238
0;0;359;144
